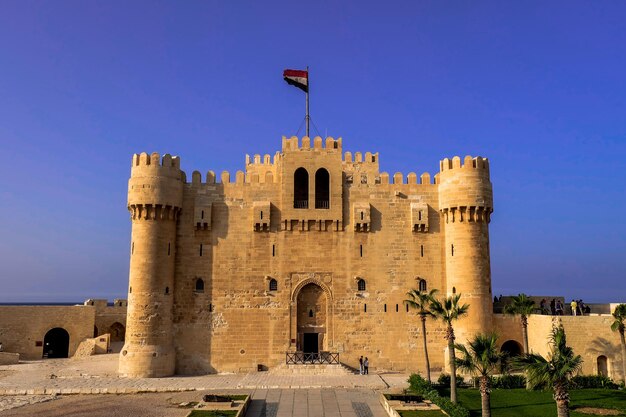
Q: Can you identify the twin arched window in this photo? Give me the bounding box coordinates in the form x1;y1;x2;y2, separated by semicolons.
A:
294;168;329;209
357;278;366;292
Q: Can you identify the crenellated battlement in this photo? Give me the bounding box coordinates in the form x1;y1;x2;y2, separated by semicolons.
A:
281;135;342;152
245;152;281;166
132;152;181;169
439;155;490;174
343;151;378;164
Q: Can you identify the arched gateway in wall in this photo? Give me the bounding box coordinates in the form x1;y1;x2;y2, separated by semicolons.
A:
290;276;333;354
43;327;69;358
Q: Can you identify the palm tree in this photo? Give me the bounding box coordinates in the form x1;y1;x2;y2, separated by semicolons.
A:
610;303;626;386
516;326;583;417
455;333;503;417
430;293;470;404
404;288;438;382
503;293;535;354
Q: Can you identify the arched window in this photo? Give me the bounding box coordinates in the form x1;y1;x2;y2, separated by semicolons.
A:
418;279;427;292
294;168;309;208
315;168;330;209
269;278;278;292
357;278;366;291
195;278;205;292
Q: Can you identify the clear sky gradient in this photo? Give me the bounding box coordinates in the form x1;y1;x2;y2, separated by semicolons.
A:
1;1;625;303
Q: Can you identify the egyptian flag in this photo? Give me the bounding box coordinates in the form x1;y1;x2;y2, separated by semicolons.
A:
283;69;308;93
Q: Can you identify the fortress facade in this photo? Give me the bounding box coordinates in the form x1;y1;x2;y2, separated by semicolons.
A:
119;136;494;377
0;136;621;381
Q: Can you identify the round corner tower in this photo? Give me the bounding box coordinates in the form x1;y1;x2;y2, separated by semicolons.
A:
438;155;494;343
119;151;183;377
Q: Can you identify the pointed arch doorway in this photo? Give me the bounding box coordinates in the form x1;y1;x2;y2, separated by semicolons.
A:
290;274;334;355
297;283;327;353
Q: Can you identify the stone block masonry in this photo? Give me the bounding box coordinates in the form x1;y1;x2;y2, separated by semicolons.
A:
120;136;494;378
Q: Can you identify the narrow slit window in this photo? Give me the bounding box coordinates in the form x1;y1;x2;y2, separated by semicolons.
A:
360;244;363;257
384;304;387;312
396;304;399;312
260;211;263;220
272;244;275;257
451;244;454;256
364;304;367;313
309;309;314;318
420;245;424;257
418;211;422;221
209;303;213;312
168;242;171;256
453;286;457;294
165;286;169;295
131;242;134;255
361;212;364;220
406;304;409;312
200;244;203;256
201;210;204;219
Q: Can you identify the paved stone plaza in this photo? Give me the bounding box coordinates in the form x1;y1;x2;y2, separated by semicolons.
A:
0;353;410;414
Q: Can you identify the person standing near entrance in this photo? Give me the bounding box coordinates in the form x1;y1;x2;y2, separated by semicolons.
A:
364;357;369;375
359;356;364;375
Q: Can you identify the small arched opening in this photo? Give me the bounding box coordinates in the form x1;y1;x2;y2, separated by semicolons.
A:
43;327;70;358
597;355;608;377
501;340;523;357
195;278;205;292
357;278;366;292
315;168;330;209
109;322;126;342
296;283;328;354
269;278;278;292
418;279;427;292
294;168;309;208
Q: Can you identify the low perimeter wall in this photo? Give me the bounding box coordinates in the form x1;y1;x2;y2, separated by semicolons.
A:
0;306;95;359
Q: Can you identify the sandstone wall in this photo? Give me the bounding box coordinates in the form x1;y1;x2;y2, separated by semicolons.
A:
528;315;624;381
168;138;460;375
0;306;95;359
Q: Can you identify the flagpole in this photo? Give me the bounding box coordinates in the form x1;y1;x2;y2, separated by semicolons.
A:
305;65;310;137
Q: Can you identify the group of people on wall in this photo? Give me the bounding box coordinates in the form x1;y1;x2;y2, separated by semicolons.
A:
539;298;591;316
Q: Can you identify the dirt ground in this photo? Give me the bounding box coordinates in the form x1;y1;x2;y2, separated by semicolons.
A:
0;391;237;417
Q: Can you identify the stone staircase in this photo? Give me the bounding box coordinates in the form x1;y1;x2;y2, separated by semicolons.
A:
269;362;358;375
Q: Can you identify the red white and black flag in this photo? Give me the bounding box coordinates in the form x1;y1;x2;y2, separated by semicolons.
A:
283;69;308;93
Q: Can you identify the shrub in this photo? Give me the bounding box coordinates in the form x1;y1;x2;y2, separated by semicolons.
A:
408;374;470;417
489;374;526;389
571;375;619;389
437;373;464;387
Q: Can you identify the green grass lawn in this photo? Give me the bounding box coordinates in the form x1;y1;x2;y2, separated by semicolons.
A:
398;411;446;417
444;388;626;417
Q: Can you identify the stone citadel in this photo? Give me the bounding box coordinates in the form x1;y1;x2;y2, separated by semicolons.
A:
0;136;622;383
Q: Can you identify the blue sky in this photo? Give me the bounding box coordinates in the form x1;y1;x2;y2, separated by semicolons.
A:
0;1;624;303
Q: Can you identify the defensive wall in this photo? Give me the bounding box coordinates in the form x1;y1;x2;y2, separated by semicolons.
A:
0;300;126;360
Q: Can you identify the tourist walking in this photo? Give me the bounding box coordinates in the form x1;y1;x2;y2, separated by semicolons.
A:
550;299;556;315
571;299;578;316
364;357;369;375
359;355;363;375
556;300;564;315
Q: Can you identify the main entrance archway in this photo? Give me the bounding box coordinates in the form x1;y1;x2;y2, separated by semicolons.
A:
296;283;327;353
43;327;70;358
